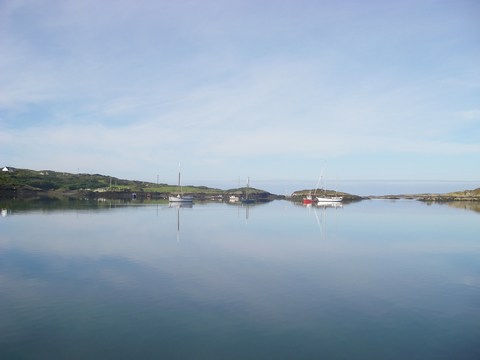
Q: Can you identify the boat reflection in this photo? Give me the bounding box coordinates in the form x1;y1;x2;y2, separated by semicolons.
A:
310;201;343;241
232;203;253;224
244;204;251;223
314;201;343;209
227;201;268;224
169;202;193;242
239;202;269;223
301;201;343;209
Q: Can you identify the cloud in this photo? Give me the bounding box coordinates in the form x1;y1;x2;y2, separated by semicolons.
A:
1;0;479;181
461;109;480;120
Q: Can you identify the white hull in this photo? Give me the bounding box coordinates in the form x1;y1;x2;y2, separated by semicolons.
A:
316;196;343;203
169;195;193;203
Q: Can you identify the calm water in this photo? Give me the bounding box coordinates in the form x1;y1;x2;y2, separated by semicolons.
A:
1;199;479;359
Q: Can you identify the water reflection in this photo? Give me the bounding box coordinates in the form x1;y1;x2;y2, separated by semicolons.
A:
315;201;343;209
227;201;270;224
0;198;127;214
0;198;172;215
313;202;343;241
443;201;480;214
169;202;192;242
0;200;479;359
297;200;345;240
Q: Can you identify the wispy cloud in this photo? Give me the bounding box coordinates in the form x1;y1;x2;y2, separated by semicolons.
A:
1;0;479;183
461;109;480;120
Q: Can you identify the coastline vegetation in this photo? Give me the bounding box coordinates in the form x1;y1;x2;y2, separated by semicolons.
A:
1;166;478;201
0;167;276;200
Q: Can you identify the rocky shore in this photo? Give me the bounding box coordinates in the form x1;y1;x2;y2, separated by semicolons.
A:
367;188;480;201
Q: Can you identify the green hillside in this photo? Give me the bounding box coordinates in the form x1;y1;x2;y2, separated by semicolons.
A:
0;167;221;195
1;167;162;191
0;167;277;200
446;188;480;197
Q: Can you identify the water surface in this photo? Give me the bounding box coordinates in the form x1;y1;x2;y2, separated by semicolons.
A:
1;199;479;359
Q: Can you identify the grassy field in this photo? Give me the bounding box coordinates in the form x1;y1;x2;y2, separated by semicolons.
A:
0;167;269;197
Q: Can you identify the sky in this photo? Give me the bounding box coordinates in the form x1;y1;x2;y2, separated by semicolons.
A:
1;0;479;194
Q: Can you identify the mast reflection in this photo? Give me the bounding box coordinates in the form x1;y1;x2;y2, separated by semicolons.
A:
312;202;342;240
169;202;192;242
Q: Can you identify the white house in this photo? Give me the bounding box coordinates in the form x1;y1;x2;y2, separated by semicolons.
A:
2;167;9;172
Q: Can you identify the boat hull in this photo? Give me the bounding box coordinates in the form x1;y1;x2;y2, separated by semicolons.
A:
303;195;314;204
316;196;343;203
169;195;193;203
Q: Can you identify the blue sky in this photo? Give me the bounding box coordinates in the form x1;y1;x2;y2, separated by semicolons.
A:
1;0;479;192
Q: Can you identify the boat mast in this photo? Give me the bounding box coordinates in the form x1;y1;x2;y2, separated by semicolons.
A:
314;169;325;196
178;163;182;195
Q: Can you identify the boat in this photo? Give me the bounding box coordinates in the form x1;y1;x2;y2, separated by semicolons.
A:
169;194;193;202
316;196;343;203
241;177;255;204
168;164;193;203
316;175;343;203
303;195;315;204
303;176;322;204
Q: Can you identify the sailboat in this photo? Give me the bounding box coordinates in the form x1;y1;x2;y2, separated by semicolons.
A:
303;193;315;204
169;164;193;203
241;177;255;204
303;174;321;205
316;175;343;203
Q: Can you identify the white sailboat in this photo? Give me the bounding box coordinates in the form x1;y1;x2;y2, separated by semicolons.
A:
316;175;343;203
169;164;193;203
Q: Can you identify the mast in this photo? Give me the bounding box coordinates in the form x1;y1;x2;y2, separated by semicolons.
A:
177;163;182;195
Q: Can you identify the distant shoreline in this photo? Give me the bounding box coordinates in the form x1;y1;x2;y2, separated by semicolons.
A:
1;167;479;202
